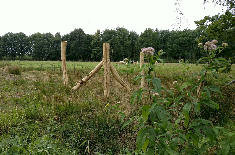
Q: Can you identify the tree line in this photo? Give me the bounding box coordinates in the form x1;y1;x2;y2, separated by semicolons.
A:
0;28;200;62
0;11;234;62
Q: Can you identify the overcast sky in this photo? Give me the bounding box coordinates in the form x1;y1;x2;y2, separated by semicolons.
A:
0;0;227;36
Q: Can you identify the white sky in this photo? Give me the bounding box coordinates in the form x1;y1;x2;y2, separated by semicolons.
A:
0;0;227;36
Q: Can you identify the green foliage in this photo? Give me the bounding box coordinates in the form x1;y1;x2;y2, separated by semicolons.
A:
195;11;235;61
91;30;103;61
0;32;29;60
0;135;72;154
1;26;229;63
124;42;235;154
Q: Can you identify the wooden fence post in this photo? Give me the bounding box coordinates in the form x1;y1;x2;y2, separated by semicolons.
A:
61;41;68;86
103;43;110;98
140;52;145;88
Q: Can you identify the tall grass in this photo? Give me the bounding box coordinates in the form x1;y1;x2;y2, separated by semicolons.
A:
0;61;234;154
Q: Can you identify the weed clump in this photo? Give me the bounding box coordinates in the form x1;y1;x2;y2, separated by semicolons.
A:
6;65;21;75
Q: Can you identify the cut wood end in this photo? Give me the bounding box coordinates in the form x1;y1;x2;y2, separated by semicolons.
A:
71;85;80;91
71;87;76;91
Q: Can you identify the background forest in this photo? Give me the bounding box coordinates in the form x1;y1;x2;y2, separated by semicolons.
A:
0;10;234;63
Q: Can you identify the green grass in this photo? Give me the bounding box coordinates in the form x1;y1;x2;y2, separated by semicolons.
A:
0;60;234;154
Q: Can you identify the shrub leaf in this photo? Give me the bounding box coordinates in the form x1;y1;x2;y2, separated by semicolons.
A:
136;128;148;150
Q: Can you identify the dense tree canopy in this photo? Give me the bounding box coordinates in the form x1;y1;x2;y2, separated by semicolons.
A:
195;10;235;59
0;8;234;62
1;32;29;60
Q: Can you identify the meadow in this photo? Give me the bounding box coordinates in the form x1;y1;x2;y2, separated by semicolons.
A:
0;61;235;154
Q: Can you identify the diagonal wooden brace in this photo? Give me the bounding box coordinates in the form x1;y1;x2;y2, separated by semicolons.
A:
71;60;103;91
110;63;131;93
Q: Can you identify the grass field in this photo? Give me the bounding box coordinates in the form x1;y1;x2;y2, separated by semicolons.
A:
0;61;235;154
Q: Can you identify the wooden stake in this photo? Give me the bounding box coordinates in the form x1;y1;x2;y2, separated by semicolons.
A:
140;52;145;88
103;43;110;98
61;41;68;86
110;63;131;93
72;60;103;91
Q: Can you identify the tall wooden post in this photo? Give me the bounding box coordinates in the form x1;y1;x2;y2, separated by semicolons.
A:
140;52;145;88
61;41;68;86
103;43;110;98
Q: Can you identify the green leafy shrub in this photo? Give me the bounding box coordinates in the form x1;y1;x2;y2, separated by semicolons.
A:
200;84;235;125
122;43;235;154
0;135;72;154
